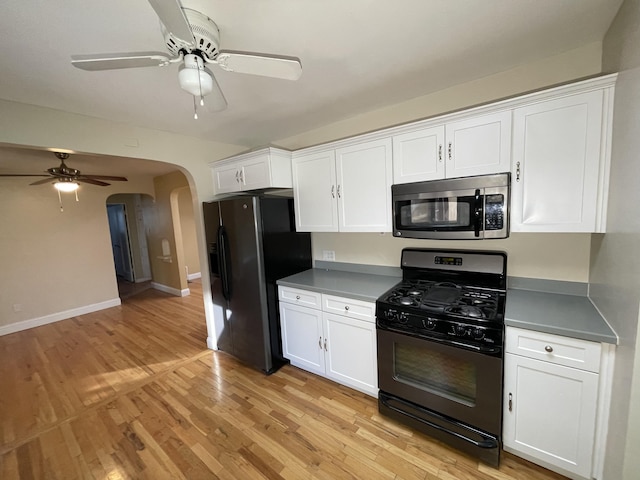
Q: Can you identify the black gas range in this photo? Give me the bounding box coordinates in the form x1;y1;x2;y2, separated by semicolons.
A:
376;248;507;467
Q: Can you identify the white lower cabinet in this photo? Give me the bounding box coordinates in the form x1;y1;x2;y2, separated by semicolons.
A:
278;286;378;396
503;327;602;480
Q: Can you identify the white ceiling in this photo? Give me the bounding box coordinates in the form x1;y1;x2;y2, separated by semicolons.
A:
0;0;623;153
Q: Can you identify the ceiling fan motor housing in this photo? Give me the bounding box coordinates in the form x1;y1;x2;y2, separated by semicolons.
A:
162;8;220;60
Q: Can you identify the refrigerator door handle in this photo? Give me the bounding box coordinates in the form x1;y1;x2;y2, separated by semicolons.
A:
217;225;232;301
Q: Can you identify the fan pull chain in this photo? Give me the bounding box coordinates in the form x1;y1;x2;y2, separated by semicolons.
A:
57;189;64;212
197;63;204;106
193;96;198;120
75;190;79;202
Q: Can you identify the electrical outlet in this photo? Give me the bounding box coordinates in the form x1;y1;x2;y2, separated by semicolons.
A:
322;250;336;261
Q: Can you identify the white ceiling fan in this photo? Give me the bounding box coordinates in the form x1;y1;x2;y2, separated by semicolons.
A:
71;0;302;118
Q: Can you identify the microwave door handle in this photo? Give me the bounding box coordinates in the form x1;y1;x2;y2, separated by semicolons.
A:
474;189;483;238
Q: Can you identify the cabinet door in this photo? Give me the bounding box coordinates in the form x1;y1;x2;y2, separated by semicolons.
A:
335;138;393;232
511;91;604;232
392;126;445;183
240;157;271;191
279;302;324;375
292;150;339;232
503;353;598;479
212;163;241;194
323;313;377;396
445;111;511;178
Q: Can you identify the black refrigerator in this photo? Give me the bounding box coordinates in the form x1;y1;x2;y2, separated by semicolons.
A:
202;195;312;374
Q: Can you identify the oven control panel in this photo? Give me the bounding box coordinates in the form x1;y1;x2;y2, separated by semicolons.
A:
378;307;503;349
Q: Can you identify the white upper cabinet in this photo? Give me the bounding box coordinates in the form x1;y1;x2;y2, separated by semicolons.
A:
445;111;512;178
293;138;393;232
392;111;511;184
292;149;339;232
511;88;613;232
392;126;445;183
210;147;293;195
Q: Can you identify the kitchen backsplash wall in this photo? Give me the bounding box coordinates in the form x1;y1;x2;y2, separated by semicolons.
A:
312;232;592;282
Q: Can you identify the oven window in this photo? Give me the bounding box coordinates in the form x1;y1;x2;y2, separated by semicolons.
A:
396;197;473;230
394;342;477;406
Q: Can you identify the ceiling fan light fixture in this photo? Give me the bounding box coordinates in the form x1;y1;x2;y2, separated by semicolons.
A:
178;54;214;97
54;180;79;192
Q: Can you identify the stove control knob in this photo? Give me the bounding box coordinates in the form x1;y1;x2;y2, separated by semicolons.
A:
398;312;409;324
471;328;485;340
455;325;467;337
384;309;396;320
424;319;437;330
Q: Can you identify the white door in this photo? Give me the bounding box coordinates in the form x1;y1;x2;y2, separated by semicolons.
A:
335;138;393;232
503;353;598;479
511;91;604;232
323;313;377;396
279;302;325;375
240;157;271;191
106;204;134;282
445;110;511;178
392;126;446;183
292;150;339;232
213;163;241;194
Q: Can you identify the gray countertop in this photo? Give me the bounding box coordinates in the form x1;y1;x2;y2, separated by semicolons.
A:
277;266;618;345
505;289;617;344
277;268;400;302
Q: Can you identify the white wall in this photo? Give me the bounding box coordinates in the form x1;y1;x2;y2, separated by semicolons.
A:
594;1;640;478
275;43;603;281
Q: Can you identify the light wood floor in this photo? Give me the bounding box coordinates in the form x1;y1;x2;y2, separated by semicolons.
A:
0;280;567;479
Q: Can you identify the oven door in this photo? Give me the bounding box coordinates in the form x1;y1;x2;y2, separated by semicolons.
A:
377;327;502;436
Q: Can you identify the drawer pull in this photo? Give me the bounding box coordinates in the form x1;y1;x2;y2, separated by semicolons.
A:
324;339;328;351
344;306;349;311
296;295;300;300
544;345;554;353
508;393;513;412
318;336;322;349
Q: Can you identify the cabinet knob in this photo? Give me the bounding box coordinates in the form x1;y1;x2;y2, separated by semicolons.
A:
344;306;349;311
508;393;513;412
318;336;322;349
296;295;300;300
544;345;553;353
331;185;335;198
324;338;328;351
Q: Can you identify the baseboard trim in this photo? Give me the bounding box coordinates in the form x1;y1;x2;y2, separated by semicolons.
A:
152;282;190;297
187;272;201;281
0;298;122;336
135;276;152;283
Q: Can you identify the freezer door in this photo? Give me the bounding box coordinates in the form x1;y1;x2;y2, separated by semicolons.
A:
219;197;271;371
202;201;232;353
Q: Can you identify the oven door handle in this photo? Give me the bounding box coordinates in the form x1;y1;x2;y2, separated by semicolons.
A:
379;394;499;449
474;188;483;238
376;322;502;355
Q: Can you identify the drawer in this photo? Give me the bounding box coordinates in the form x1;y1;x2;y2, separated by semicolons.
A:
506;326;601;373
278;286;321;309
322;294;375;322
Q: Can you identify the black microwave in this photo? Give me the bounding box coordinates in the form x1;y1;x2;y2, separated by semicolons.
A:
391;173;510;240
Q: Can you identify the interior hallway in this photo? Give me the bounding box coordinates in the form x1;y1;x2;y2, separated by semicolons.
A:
0;280;565;479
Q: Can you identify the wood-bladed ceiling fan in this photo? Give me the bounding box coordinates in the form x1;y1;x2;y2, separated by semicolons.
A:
69;0;303;118
0;152;128;187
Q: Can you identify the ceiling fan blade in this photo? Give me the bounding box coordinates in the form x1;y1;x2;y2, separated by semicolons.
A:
78;175;128;182
205;72;228;112
0;174;50;177
71;52;174;71
216;51;302;80
147;0;195;47
77;178;110;187
29;178;55;186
